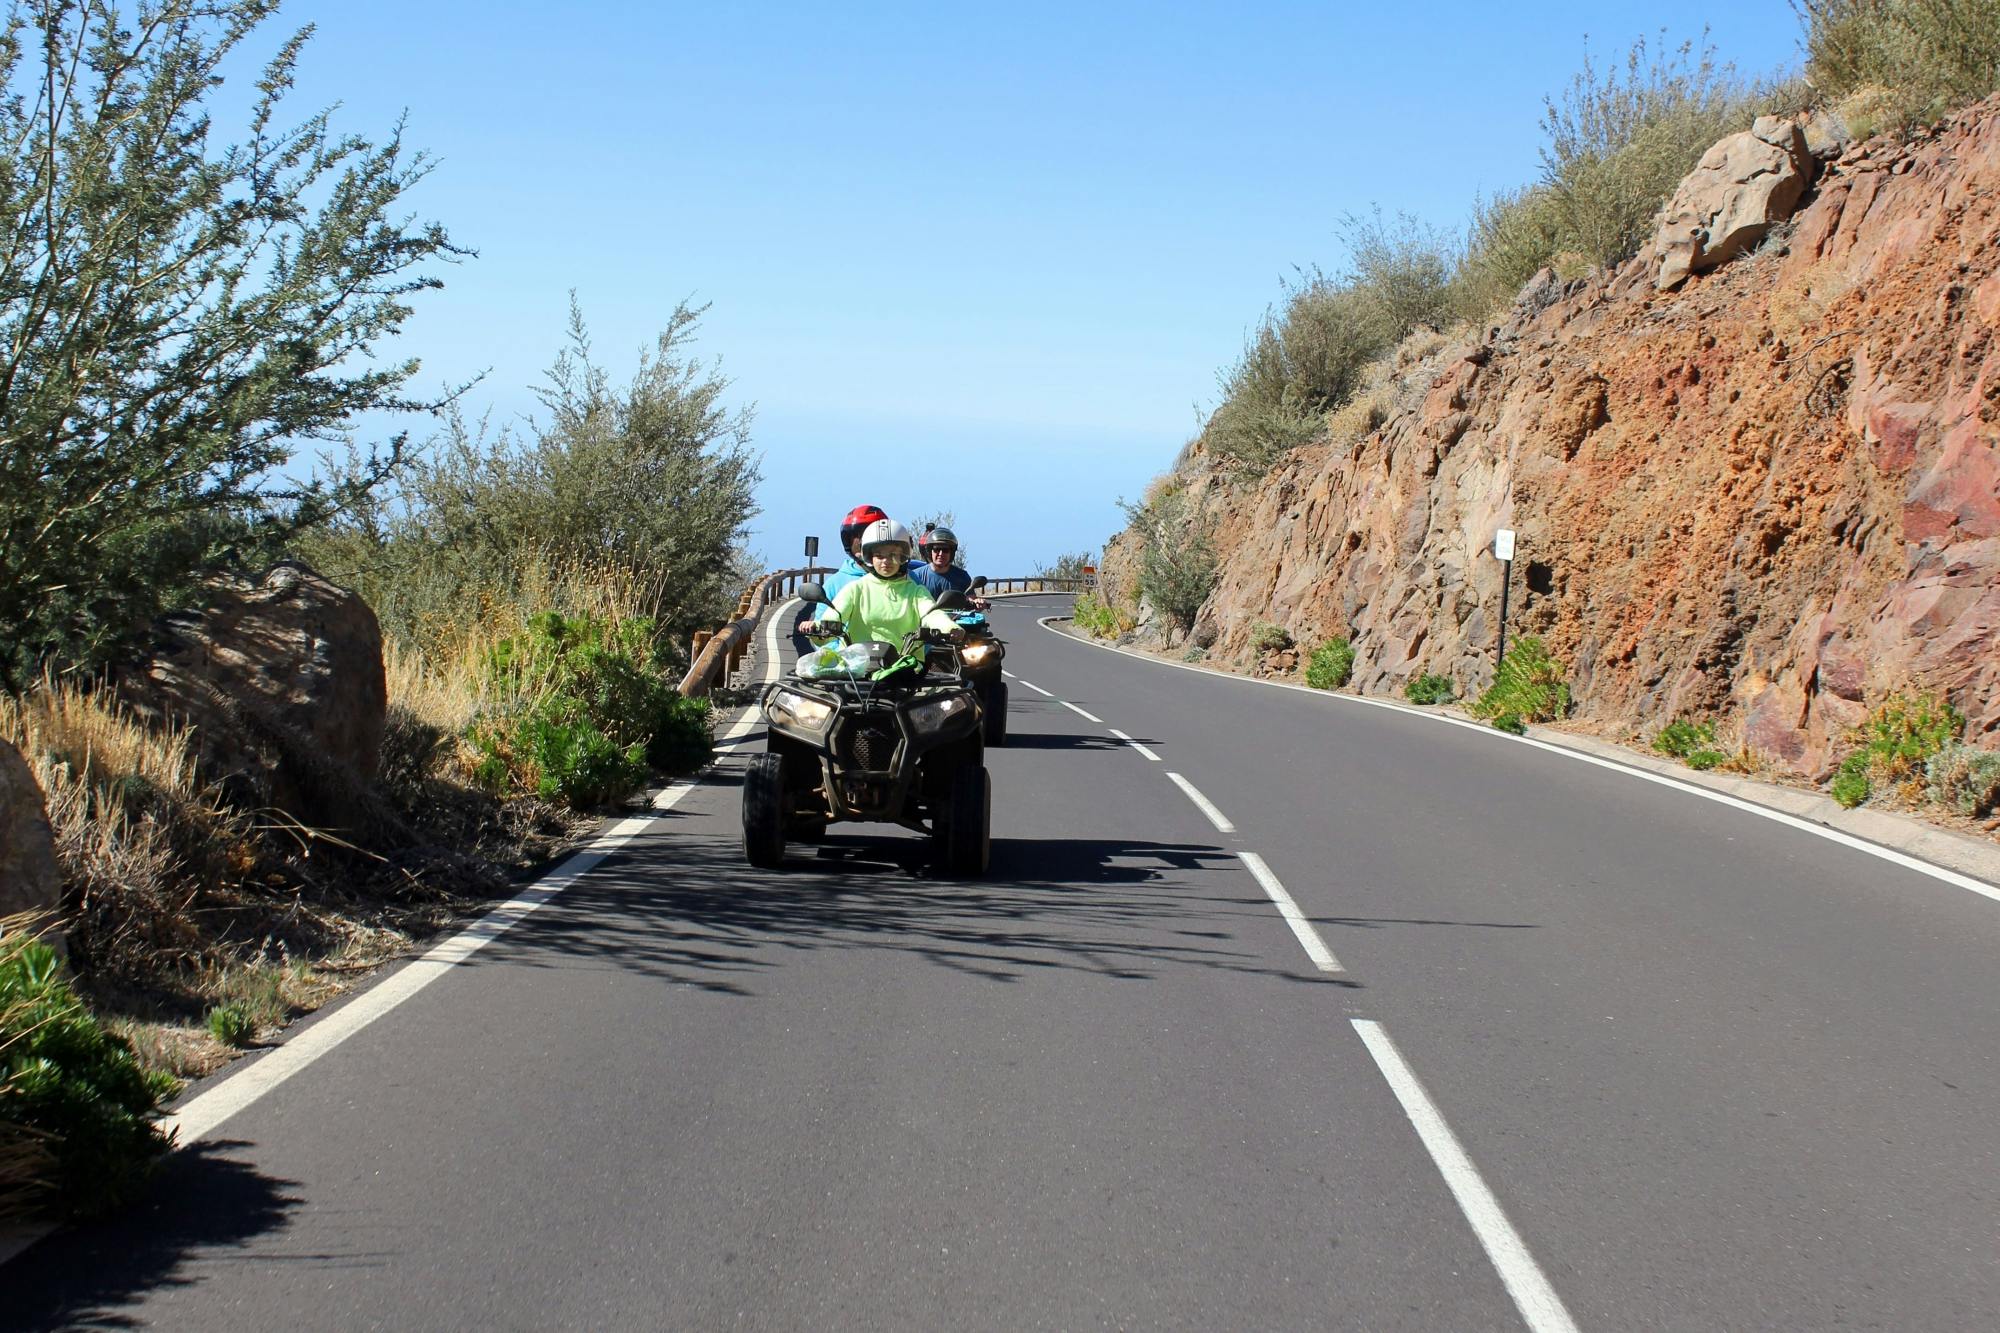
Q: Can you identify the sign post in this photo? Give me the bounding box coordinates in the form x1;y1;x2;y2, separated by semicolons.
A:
803;535;819;583
1493;528;1516;667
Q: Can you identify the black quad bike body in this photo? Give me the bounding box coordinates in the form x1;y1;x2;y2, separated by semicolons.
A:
937;578;1006;746
742;584;992;877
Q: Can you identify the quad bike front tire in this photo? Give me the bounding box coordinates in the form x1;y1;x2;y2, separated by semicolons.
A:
743;753;787;869
940;762;991;878
982;679;1008;747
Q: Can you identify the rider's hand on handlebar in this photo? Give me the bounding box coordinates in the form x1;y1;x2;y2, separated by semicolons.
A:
949;626;967;644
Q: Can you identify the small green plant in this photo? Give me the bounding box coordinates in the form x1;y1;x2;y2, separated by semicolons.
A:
1405;674;1454;705
1684;748;1730;771
1071;591;1130;639
1832;690;1966;808
1;930;170;1218
1472;637;1571;723
1832;752;1872;808
1181;645;1208;663
1492;711;1528;735
205;1002;256;1048
1304;638;1355;690
1248;621;1292;652
1652;717;1717;758
1925;744;2000;817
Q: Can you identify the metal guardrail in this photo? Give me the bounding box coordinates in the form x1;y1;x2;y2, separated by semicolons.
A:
675;570;1095;697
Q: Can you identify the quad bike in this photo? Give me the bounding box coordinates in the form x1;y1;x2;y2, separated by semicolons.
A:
743;583;991;877
934;576;1006;746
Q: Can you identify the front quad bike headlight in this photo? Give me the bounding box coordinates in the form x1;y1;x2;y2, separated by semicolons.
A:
907;693;974;735
768;688;835;734
959;640;1001;668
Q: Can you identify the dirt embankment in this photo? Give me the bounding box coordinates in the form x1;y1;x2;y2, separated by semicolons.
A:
1109;97;2000;778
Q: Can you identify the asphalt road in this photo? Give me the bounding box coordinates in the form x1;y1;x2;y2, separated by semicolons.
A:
8;593;1999;1329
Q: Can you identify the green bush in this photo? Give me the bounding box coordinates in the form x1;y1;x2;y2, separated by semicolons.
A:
1249;621;1293;652
1120;486;1218;638
1181;646;1208;663
1405;674;1455;705
1304;639;1355;690
1685;748;1730;771
468;609;708;807
1472;637;1571;723
1;932;170;1218
1798;0;2000;132
1652;717;1718;758
1924;743;2000;816
1493;711;1528;735
1537;35;1763;269
205;1003;256;1048
1832;752;1872;807
1072;591;1129;639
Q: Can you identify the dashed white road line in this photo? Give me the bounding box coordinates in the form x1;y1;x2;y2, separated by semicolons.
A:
1018;678;1055;697
1036;614;2000;908
1352;1019;1579;1333
159;599;797;1151
1238;852;1342;972
1062;700;1104;724
1167;771;1236;833
1109;728;1161;762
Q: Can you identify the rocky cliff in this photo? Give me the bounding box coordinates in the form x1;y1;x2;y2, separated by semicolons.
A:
1108;97;2000;777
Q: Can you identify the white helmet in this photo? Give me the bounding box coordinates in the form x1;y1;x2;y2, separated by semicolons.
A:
859;517;914;559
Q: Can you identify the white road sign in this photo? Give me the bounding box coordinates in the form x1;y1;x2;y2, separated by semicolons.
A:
1494;528;1516;561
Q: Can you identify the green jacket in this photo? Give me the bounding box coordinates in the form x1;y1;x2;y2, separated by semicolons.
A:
830;573;959;646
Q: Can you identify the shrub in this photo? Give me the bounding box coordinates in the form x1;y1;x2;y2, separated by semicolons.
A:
297;300;759;666
1072;591;1133;639
1493;712;1528;735
1249;621;1293;652
1858;690;1963;782
1405;674;1455;705
466;608;706;806
1;929;171;1219
1925;744;2000;816
1304;639;1355;690
1120;486;1218;638
1832;752;1873;807
205;1003;256;1048
1472;638;1572;723
1181;646;1208;663
1796;0;2000;132
1038;551;1096;583
1537;34;1762;269
1653;717;1719;758
1685;749;1731;771
1452;186;1568;318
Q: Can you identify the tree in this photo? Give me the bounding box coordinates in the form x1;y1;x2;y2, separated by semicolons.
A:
302;299;760;657
1120;485;1217;638
0;0;467;687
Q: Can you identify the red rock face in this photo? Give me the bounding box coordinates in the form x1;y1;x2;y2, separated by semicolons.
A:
1110;97;2000;776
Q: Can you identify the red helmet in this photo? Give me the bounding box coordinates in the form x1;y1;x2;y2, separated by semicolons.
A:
840;504;890;550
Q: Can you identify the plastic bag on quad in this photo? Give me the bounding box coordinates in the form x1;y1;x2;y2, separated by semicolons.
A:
794;640;900;680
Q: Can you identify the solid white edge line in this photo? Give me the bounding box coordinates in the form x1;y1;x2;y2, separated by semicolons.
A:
1352;1019;1579;1333
1036;615;2000;907
1166;771;1236;833
1109;728;1162;762
1062;700;1104;724
1237;852;1342;972
157;598;797;1151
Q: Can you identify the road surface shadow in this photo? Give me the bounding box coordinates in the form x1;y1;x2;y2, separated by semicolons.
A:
4;1142;301;1329
476;830;1359;992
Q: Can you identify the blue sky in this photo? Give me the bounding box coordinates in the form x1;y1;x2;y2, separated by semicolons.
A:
261;2;1803;574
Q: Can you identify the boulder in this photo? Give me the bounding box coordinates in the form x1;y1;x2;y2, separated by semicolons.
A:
115;562;390;831
0;736;64;955
1655;117;1812;290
